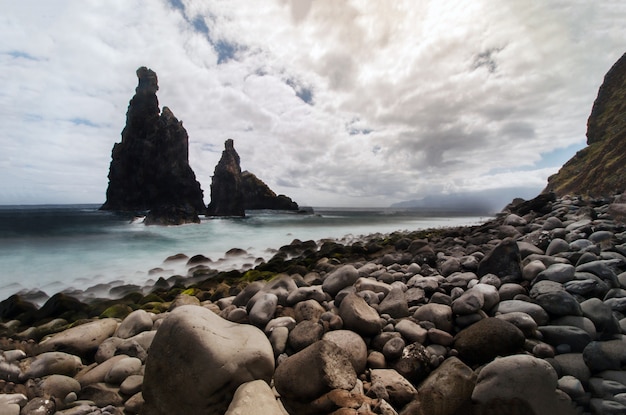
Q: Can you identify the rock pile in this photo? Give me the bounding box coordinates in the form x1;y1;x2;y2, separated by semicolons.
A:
2;193;626;414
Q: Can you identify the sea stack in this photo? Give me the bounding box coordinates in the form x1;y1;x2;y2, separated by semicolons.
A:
242;171;299;211
207;139;245;217
101;67;205;224
544;52;626;196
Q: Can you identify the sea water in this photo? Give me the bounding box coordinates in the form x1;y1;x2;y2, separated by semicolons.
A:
0;205;489;303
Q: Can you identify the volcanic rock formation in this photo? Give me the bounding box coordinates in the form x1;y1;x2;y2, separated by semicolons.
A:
242;171;299;211
207;139;245;217
101;67;205;224
207;140;300;216
545;53;626;196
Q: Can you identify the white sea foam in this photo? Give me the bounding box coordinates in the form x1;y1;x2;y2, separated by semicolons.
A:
0;205;489;303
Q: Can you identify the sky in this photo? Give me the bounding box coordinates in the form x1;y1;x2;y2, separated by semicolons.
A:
1;1;625;208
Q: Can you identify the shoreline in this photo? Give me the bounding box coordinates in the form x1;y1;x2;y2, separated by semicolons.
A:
0;209;490;307
1;193;626;414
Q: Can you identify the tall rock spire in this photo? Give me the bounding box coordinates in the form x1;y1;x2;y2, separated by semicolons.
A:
101;67;205;224
207;139;245;217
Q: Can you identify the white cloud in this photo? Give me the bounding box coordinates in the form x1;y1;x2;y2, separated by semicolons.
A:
0;0;624;206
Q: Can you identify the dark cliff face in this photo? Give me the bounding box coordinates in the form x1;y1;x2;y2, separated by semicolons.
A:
101;67;205;223
206;140;300;216
544;53;626;197
241;171;299;211
206;139;245;217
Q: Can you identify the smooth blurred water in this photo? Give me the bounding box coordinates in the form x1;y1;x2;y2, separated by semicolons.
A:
0;205;489;302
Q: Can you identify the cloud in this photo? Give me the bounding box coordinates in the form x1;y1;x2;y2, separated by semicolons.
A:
0;1;624;206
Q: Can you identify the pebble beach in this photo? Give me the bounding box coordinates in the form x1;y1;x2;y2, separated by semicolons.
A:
1;193;626;415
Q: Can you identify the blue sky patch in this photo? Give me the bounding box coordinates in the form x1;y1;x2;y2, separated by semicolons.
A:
7;50;39;61
70;118;98;127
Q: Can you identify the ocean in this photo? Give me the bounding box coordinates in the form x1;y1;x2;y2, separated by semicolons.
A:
0;205;489;304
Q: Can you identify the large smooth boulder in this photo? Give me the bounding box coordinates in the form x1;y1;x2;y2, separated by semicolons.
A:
141;305;274;415
38;318;118;357
472;354;577;415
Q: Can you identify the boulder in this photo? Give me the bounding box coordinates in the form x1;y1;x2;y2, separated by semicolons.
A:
224;380;284;415
378;287;409;318
583;339;626;373
21;352;82;381
322;330;368;374
412;303;453;332
38;318;118;357
274;340;356;406
141;305;274;415
453;318;525;366
323;265;359;297
338;293;383;337
370;369;418;408
477;237;522;282
472;354;577;415
399;357;476;415
115;309;153;339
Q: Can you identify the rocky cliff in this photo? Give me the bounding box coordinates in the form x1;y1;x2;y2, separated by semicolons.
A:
242;171;299;211
544;53;626;196
207;140;300;216
207;139;245;217
101;67;205;224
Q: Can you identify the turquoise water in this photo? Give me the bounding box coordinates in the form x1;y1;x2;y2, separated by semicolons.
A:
0;205;489;302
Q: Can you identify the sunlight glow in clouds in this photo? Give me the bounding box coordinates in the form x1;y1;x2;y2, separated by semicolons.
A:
0;1;625;207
